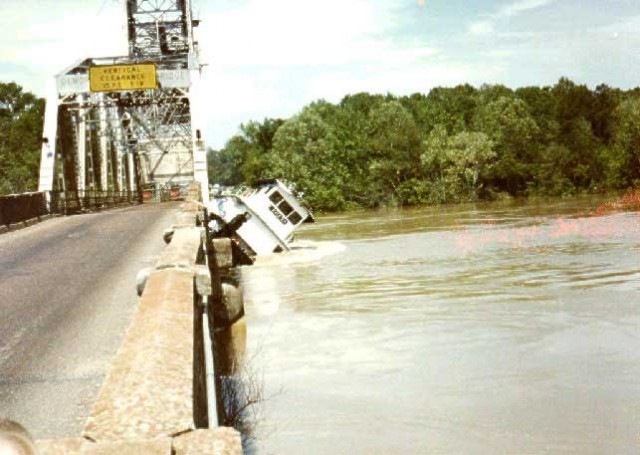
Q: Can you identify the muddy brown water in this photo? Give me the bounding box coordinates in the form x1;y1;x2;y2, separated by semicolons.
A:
241;197;640;454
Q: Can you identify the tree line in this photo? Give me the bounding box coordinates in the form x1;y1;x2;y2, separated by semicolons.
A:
2;78;639;208
0;82;44;195
208;78;640;212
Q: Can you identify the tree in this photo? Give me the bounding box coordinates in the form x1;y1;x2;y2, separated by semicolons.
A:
515;85;558;145
448;131;496;200
366;100;422;205
423;84;478;135
420;124;450;203
0;82;44;194
611;97;640;187
207;118;285;186
562;117;600;188
206;78;637;212
477;84;515;106
339;92;385;117
420;126;495;203
473;96;540;194
267;105;350;211
534;143;575;196
590;84;621;144
554;78;596;134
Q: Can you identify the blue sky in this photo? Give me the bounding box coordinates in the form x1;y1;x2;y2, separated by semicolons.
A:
1;0;639;148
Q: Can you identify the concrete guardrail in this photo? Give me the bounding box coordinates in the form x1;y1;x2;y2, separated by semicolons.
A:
36;184;243;455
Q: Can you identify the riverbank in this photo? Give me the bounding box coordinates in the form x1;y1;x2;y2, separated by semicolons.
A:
309;187;640;217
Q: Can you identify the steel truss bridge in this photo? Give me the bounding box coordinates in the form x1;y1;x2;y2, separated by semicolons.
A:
38;0;209;203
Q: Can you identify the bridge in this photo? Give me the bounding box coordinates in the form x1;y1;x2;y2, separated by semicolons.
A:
0;2;246;454
38;0;209;206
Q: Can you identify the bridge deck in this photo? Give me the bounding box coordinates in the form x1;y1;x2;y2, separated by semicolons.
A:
0;203;179;439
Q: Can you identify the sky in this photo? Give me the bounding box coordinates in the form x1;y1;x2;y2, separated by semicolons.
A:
1;0;640;148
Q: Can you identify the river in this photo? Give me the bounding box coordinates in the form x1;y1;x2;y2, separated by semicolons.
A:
240;196;640;454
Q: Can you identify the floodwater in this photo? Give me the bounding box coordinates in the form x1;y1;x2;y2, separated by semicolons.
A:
241;196;640;454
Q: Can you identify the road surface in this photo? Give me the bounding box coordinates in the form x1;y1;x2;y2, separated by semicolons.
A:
0;203;180;439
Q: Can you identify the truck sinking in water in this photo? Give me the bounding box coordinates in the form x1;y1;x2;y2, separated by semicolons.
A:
207;179;314;259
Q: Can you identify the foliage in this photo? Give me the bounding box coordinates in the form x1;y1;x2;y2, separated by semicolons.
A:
208;78;640;212
207;118;286;187
0;82;44;195
611;97;640;187
3;77;637;210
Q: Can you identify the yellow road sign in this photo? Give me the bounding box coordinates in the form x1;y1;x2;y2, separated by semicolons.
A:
89;64;158;92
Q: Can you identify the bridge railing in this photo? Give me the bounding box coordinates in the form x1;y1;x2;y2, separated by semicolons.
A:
0;190;142;229
49;190;141;215
0;192;48;227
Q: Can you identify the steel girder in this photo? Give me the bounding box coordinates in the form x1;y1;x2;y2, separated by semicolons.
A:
39;0;208;200
126;0;192;58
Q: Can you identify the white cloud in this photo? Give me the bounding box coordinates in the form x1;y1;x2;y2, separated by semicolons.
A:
468;21;494;36
466;0;555;39
597;14;640;35
305;60;505;103
196;0;444;146
0;2;126;92
199;0;382;68
7;0;632;151
482;49;514;59
496;0;555;18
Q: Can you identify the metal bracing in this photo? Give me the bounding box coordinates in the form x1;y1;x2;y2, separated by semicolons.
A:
126;0;192;59
76;101;87;194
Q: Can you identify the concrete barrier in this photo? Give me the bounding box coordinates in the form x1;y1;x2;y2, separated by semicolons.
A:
38;184;243;454
83;268;195;441
38;429;241;454
155;228;202;271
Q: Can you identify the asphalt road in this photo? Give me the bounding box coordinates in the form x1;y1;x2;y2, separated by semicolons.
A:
0;203;180;439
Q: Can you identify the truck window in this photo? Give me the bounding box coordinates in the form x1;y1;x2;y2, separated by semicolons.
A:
288;211;302;225
279;200;294;216
269;191;284;204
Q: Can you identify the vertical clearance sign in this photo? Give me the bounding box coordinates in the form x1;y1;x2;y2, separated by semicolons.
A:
89;64;158;92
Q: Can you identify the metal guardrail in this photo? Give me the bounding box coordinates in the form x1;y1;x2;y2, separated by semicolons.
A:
0;192;48;227
50;190;141;215
0;191;142;227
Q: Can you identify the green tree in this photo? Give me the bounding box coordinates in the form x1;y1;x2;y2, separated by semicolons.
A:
590;84;621;144
420;126;495;202
339;92;386;117
0;82;44;194
477;84;515;106
515;85;558;145
420;124;450;203
448;131;496;200
611;97;640;187
423;84;478;134
534;143;575;196
474;96;540;194
207;118;285;186
366;100;421;205
267;105;350;211
206;78;639;212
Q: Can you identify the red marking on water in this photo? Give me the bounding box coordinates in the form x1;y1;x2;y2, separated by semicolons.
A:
595;189;640;215
453;192;640;255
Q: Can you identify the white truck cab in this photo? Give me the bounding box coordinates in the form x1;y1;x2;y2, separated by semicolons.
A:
209;179;313;256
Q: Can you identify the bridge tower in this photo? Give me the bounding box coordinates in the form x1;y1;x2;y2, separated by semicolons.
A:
38;0;209;203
